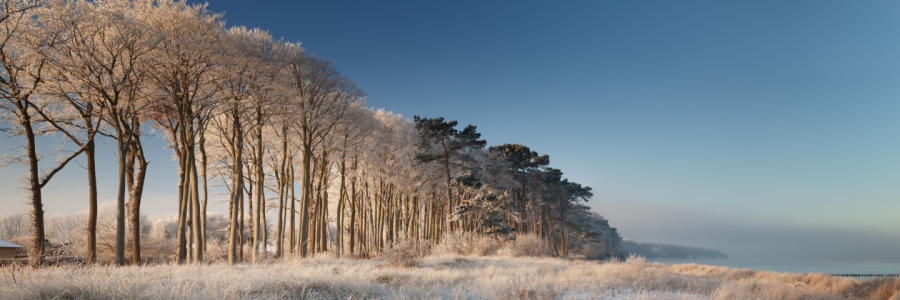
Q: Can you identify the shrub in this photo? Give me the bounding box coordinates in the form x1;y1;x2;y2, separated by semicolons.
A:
575;242;607;259
498;234;548;257
203;239;228;262
379;240;423;268
433;232;501;256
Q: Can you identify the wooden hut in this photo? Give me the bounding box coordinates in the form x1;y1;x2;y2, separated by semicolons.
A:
0;239;23;258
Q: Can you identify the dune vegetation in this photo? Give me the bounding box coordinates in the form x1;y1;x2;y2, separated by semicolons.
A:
2;233;898;300
3;252;898;300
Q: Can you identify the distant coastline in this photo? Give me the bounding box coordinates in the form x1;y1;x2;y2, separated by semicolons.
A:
615;239;729;259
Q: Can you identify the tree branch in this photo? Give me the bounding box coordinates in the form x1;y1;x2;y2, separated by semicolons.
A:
38;145;87;189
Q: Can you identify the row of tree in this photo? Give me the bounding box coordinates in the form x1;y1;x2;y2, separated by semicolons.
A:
0;0;613;266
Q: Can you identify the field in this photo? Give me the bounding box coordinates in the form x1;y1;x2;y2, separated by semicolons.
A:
2;254;898;300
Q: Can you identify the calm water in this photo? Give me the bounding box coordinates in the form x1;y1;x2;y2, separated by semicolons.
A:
649;258;900;277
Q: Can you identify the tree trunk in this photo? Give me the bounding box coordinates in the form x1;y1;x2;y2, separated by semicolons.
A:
276;177;285;258
275;129;287;258
199;125;208;250
349;175;356;255
23;112;45;266
176;149;189;264
444;150;452;233
289;162;295;254
114;122;130;266
299;136;312;257
190;145;203;262
318;152;328;253
85;139;98;264
125;137;137;264
227;105;244;264
254;106;266;260
247;167;255;260
128;141;148;265
336;155;346;255
240;188;245;262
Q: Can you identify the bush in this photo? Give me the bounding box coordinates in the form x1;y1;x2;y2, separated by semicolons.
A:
379;240;423;268
433;232;501;256
498;234;548;257
204;239;229;262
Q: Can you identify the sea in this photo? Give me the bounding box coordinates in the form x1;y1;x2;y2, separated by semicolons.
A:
648;258;900;279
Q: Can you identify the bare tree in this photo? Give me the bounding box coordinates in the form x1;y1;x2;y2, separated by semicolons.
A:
46;0;158;265
0;0;89;266
285;48;366;257
16;1;100;265
144;0;222;263
206;26;284;263
333;103;374;255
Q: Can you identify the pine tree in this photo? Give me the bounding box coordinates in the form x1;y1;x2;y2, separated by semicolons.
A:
413;116;486;234
488;144;549;234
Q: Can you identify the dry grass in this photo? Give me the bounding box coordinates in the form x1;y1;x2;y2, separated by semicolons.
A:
662;260;900;300
1;254;897;299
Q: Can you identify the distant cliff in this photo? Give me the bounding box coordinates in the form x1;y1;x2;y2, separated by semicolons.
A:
615;240;728;259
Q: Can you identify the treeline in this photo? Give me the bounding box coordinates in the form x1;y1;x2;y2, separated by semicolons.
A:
0;206;623;263
0;0;618;265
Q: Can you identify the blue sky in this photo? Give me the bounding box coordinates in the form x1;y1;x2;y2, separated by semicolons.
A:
3;0;900;260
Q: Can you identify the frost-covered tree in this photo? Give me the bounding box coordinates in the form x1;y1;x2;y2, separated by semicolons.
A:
45;0;159;265
413;116;487;233
488;143;549;234
285;49;365;257
16;0;106;264
144;0;223;263
332;103;375;255
450;170;514;238
535;168;593;256
209;26;284;263
0;0;92;265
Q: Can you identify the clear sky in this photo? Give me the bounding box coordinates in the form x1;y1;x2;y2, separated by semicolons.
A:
2;0;900;260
